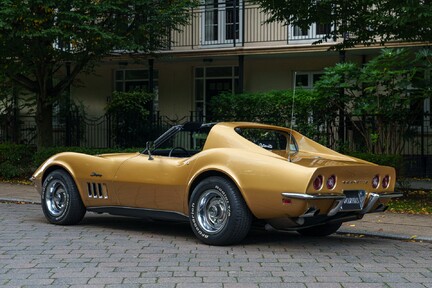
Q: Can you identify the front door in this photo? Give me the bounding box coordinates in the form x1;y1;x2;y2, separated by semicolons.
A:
113;154;192;214
194;66;239;122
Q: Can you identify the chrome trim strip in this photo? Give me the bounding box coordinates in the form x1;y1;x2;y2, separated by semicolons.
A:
87;206;188;221
282;191;401;217
281;192;345;200
327;199;345;216
361;193;380;214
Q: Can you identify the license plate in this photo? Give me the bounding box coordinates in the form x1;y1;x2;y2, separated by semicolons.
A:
341;190;366;211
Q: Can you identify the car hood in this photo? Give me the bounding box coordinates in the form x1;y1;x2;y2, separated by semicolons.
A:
96;152;140;161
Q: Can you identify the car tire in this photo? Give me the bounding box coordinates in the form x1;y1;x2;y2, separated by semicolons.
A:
297;222;342;237
41;170;86;225
189;176;252;245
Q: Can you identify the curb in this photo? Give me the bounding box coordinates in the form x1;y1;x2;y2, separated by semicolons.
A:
337;229;432;243
1;197;431;243
0;198;40;205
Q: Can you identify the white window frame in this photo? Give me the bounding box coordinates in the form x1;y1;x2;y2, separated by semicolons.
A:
200;0;243;47
289;23;333;42
114;69;158;92
293;71;324;89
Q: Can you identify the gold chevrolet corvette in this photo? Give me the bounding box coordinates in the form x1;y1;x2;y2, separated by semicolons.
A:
31;122;401;245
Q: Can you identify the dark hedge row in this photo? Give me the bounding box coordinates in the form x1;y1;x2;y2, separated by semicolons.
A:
0;143;404;180
0;144;141;180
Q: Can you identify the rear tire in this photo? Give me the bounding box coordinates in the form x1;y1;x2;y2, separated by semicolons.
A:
189;176;252;245
297;222;342;237
41;170;86;225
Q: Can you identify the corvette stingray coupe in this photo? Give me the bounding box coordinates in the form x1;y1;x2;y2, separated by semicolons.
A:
32;122;401;245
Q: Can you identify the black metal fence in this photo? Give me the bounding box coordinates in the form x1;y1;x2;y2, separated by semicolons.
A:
2;112;432;177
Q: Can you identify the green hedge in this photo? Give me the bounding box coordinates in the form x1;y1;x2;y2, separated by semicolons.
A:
0;144;36;179
0;144;405;181
349;152;404;175
0;144;141;180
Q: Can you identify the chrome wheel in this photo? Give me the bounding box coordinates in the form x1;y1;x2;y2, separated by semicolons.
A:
189;176;252;245
42;170;85;225
45;179;69;217
196;189;228;234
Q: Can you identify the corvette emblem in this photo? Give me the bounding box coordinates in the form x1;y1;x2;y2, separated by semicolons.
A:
342;180;368;185
90;172;103;177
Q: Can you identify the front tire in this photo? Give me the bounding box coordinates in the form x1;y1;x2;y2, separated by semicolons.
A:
297;222;342;237
41;170;86;225
189;176;252;245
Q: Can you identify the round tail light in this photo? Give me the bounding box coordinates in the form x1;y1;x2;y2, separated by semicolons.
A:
313;175;323;190
382;175;390;189
326;175;336;190
372;175;380;189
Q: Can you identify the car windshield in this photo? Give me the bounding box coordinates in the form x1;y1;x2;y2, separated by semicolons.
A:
149;122;213;157
235;127;298;156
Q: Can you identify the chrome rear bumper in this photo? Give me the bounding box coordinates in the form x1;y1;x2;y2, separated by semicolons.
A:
281;192;403;217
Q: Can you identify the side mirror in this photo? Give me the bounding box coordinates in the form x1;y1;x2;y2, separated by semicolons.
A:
146;141;155;160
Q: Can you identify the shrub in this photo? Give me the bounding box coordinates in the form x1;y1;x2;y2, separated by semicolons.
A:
105;90;154;147
0;143;36;179
349;152;404;175
0;144;141;180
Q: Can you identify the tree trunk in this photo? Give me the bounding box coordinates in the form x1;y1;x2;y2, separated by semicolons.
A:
35;93;53;149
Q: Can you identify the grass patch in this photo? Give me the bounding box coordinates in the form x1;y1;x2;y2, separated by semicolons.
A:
387;190;432;215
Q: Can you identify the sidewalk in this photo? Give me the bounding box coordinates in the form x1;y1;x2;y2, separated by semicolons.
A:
1;182;431;242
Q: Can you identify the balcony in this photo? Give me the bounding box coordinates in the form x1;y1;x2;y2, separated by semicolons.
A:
165;2;334;52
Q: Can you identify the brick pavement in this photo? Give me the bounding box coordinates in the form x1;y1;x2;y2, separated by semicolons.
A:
1;182;432;242
1;202;432;287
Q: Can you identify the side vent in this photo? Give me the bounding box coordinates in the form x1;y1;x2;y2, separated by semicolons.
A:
87;182;108;199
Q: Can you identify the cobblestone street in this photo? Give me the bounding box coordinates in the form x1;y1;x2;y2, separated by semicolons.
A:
1;203;431;288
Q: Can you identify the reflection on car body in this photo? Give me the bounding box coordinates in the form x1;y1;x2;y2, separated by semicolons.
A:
31;122;401;245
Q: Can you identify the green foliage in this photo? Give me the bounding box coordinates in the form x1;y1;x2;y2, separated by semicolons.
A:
210;89;336;144
106;91;153;118
349;152;404;171
253;0;432;50
0;0;197;148
210;89;313;124
0;143;140;180
388;195;432;215
105;90;154;147
0;143;35;179
314;48;430;154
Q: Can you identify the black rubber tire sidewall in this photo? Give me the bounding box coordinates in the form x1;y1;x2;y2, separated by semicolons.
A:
189;176;252;246
41;170;86;225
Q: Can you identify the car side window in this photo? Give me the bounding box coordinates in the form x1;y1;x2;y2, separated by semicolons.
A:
235;128;297;152
153;128;211;157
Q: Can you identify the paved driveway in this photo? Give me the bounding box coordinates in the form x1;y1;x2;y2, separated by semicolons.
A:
1;203;431;288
